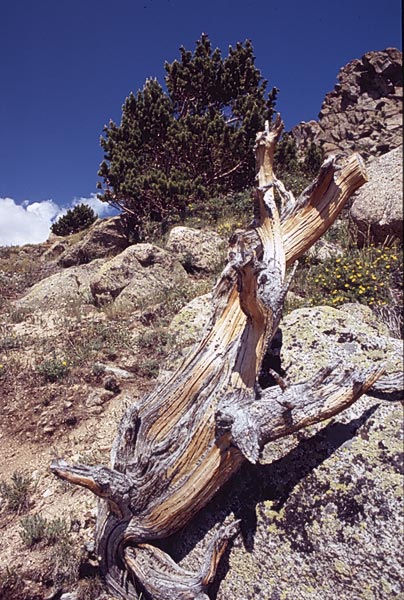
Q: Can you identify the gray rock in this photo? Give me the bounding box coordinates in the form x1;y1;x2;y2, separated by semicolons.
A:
89;243;188;308
15;260;104;310
41;239;69;261
350;146;403;244
166;226;226;273
85;389;114;407
162;301;403;600
158;293;212;381
306;238;343;263
58;216;129;267
93;363;134;379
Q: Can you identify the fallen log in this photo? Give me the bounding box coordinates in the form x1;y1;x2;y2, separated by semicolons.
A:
51;116;381;600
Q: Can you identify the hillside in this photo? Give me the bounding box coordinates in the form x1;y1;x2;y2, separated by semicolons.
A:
0;50;403;600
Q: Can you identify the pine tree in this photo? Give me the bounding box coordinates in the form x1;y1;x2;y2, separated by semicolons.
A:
97;34;277;238
274;134;324;196
51;204;97;237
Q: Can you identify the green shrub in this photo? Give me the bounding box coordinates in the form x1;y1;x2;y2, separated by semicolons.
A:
37;357;69;382
19;513;69;547
137;328;172;354
134;357;160;379
0;471;33;512
51;204;97;237
274;134;324;196
294;244;402;309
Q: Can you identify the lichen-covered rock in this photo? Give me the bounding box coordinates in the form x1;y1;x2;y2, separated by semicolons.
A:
186;396;403;600
165;301;400;381
166;226;226;273
158;293;212;380
349;146;403;244
280;304;401;380
163;303;403;600
14;260;105;310
90;243;188;308
306;238;343;263
58;216;129;266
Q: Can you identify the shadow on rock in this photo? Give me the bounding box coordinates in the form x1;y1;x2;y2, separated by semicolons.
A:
163;403;380;597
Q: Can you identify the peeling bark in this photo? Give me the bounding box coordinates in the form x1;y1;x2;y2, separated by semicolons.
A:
51;116;381;600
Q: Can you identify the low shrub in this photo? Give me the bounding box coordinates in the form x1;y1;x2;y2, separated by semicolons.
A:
19;513;69;548
0;471;33;512
303;244;402;308
36;357;69;382
76;576;107;600
134;357;160;379
0;568;26;600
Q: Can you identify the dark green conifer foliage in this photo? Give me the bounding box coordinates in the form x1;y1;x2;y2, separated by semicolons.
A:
274;134;324;196
51;204;97;237
97;34;277;238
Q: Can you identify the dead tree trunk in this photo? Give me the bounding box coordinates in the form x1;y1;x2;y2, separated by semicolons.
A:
51;117;383;600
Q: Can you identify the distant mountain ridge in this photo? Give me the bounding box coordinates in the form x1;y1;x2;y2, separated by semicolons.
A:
291;48;403;159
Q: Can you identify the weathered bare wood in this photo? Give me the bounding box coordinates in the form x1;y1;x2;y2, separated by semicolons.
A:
51;116;381;600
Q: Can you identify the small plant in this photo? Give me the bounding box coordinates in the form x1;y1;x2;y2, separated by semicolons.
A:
65;320;135;366
37;357;69;382
92;362;106;377
0;471;33;512
50;536;80;587
8;306;32;324
19;513;69;547
51;203;97;237
303;245;402;308
137;328;172;355
0;332;20;351
134;357;160;379
0;567;26;600
19;513;48;547
76;576;107;600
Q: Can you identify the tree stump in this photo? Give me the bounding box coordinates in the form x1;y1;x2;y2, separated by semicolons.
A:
51;117;383;600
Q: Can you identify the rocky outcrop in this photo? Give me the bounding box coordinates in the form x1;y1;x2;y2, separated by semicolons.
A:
14;260;105;310
90;243;188;308
58;216;130;267
163;300;403;600
166;226;226;273
292;48;402;159
349;146;403;244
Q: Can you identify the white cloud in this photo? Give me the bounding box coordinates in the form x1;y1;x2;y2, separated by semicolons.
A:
72;193;115;218
0;195;115;246
0;197;61;246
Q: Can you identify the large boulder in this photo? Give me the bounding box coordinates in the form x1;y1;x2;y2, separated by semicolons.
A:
166;226;226;273
89;243;188;308
165;300;401;383
349;146;403;244
58;216;129;267
14;260;105;311
292;48;402;160
162;301;403;599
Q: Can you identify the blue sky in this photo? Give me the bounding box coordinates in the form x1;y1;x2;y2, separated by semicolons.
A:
0;0;401;245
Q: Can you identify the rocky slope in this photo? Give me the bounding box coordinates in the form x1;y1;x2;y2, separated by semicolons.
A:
163;301;403;600
0;47;403;600
1;216;402;600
